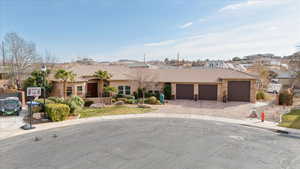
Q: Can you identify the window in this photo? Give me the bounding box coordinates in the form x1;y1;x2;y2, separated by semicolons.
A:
67;87;73;96
77;86;83;95
118;86;124;95
118;86;131;95
125;86;131;95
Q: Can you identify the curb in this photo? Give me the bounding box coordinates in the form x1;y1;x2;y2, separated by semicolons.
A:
1;113;300;140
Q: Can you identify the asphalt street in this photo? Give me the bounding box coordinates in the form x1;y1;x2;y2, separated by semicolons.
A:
1;118;300;169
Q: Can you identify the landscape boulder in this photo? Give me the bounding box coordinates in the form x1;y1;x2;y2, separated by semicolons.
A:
114;101;124;105
90;103;106;108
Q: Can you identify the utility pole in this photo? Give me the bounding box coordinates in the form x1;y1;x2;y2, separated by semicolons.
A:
177;52;180;66
143;53;146;64
1;41;5;65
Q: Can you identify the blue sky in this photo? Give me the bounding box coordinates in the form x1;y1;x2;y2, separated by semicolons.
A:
1;0;300;62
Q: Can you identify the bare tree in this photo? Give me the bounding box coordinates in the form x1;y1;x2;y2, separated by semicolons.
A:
254;63;270;89
0;41;6;65
288;52;300;89
126;69;158;104
3;33;38;88
42;50;57;70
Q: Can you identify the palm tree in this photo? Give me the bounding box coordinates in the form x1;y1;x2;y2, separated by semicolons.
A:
104;86;117;97
93;70;112;97
54;69;76;98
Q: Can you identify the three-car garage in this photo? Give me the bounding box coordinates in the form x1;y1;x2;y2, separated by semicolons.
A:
175;81;251;102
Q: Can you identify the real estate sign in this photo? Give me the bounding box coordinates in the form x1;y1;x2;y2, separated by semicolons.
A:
27;87;42;97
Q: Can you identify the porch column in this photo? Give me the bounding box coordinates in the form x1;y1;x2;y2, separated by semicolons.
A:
194;84;198;101
171;83;176;100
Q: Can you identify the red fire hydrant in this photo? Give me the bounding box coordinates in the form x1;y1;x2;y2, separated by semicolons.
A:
261;112;265;122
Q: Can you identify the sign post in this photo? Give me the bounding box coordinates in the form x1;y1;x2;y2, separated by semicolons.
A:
21;87;41;130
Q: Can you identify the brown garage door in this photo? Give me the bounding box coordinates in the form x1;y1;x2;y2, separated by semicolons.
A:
176;84;194;100
198;85;217;100
228;81;250;102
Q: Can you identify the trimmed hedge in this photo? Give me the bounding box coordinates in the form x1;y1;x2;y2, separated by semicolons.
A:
48;97;65;104
34;99;55;112
35;99;55;105
124;95;135;100
148;96;157;104
117;98;128;103
126;99;136;104
256;90;266;100
46;104;70;122
279;90;293;106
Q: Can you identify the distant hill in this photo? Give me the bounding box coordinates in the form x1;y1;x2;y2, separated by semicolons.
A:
286;51;300;58
117;59;139;63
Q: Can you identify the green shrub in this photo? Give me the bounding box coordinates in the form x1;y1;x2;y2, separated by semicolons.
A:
116;94;124;98
279;90;293;106
126;99;136;104
163;83;171;100
117;98;128;103
35;99;55;105
137;88;143;98
145;92;153;98
137;98;144;104
48;97;65;104
46;104;70;122
64;96;84;115
133;92;138;99
124;95;135;100
34;99;55;112
148;96;157;104
256;90;266;100
84;100;94;107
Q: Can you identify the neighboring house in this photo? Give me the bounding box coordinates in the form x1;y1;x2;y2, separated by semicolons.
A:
128;63;150;68
204;61;247;72
275;71;299;89
49;65;258;103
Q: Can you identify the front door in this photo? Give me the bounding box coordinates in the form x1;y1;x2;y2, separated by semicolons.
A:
86;83;98;97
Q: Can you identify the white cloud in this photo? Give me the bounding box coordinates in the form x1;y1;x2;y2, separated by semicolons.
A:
198;18;207;22
107;0;300;61
179;22;193;29
219;0;289;12
144;40;177;47
112;16;300;60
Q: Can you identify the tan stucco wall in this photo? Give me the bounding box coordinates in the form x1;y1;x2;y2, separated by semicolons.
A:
50;81;86;98
109;80;164;95
109;80;138;95
50;82;63;97
50;79;257;103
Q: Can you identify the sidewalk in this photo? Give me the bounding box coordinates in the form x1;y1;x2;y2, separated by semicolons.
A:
1;113;300;140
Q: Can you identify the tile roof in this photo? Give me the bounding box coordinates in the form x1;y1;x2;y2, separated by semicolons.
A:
50;64;257;83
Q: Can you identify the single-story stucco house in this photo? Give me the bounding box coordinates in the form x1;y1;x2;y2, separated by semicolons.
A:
49;64;258;103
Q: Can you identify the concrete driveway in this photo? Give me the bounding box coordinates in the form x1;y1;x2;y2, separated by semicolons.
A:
154;100;287;121
1;118;300;169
